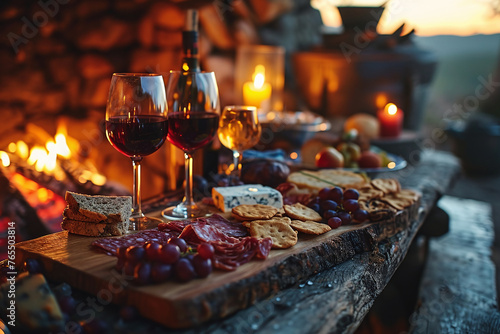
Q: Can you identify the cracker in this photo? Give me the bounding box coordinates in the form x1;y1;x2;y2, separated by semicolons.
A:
242;217;292;227
380;193;414;210
287;170;367;193
357;185;384;202
283;203;323;222
245;220;298;249
290;220;331;235
232;204;279;221
371;178;401;195
359;199;396;221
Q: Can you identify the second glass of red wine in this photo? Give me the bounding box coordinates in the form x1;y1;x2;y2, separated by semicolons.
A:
105;73;168;231
162;71;220;219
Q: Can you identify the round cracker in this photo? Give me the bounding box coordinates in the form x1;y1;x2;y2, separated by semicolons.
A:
232;204;278;220
283;203;323;222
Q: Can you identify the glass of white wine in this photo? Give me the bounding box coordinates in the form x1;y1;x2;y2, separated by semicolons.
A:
218;105;262;183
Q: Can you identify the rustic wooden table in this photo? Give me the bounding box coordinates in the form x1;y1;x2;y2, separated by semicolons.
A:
13;149;463;333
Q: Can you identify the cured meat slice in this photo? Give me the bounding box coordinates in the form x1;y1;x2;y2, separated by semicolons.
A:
210;237;272;271
179;223;239;245
158;214;248;238
91;230;178;255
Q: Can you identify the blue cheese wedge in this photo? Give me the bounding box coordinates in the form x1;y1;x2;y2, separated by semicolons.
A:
212;184;284;212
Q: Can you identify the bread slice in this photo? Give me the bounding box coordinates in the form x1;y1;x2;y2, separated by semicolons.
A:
61;219;128;237
287;169;367;193
65;191;132;223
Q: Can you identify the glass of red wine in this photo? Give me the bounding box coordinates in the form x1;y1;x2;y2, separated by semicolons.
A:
105;73;168;231
162;71;220;219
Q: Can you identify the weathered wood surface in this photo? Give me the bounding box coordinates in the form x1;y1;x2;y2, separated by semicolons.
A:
409;196;500;334
15;150;461;332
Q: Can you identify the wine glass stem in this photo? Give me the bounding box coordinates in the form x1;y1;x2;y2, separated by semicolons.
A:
184;152;196;207
131;157;144;218
233;150;242;179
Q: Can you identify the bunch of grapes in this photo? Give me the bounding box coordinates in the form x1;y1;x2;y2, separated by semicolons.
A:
115;237;215;285
307;187;369;229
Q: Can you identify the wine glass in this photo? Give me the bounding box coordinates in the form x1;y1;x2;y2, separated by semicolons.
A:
162;71;220;219
105;73;168;231
218;106;261;183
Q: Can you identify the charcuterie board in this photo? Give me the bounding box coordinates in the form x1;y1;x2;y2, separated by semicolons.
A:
13;203;418;329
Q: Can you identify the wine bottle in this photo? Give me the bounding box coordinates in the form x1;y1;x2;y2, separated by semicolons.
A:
181;9;220;179
182;9;200;73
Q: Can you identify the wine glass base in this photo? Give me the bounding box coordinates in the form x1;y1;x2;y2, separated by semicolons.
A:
162;205;212;220
128;216;164;232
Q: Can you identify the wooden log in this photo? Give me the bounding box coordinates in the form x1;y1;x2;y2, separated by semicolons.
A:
0;168;51;240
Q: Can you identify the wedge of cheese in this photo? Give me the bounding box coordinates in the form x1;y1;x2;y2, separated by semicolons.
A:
212;184;283;212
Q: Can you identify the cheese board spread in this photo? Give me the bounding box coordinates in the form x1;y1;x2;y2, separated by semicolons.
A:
13;169;421;329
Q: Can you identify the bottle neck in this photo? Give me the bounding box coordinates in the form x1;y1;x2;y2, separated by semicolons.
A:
182;12;200;72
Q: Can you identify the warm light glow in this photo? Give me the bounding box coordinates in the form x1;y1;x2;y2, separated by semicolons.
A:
319;123;328;131
8;142;16;153
37;187;50;203
290;152;298;160
252;65;266;89
17;141;29;159
0;151;10;167
54;133;71;158
91;173;107;186
311;0;500;36
387;161;396;169
386;103;398;115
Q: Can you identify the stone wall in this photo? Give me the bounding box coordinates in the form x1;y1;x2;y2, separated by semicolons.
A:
0;0;322;197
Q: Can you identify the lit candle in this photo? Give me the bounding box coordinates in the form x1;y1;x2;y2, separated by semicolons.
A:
243;64;272;110
377;103;404;138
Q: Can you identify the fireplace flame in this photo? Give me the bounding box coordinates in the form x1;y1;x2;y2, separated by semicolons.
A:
0;151;10;167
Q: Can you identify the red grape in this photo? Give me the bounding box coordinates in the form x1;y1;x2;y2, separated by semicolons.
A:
134;262;152;285
197;243;215;260
353;209;369;223
168;237;188;253
126;246;145;263
343;199;360;213
144;242;162;262
23;258;43;274
117;246;128;260
175;258;196;282
323;210;337;220
57;295;76;315
157;244;181;264
123;260;136;277
343;188;359;200
328;217;342;229
310;203;321;213
318;188;330;201
337;211;352;224
327;187;343;202
320;200;338;211
151;263;172;283
192;254;212;278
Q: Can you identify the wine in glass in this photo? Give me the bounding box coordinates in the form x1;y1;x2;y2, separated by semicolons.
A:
162;71;220;219
105;73;168;231
218;106;261;183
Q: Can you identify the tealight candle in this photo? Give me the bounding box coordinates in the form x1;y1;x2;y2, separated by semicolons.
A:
243;64;272;110
377;103;403;138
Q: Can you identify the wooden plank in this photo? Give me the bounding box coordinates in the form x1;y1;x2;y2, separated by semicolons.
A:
409;196;500;333
13;208;412;329
14;150;462;332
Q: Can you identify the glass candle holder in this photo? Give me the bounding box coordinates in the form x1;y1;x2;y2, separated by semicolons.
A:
234;45;285;113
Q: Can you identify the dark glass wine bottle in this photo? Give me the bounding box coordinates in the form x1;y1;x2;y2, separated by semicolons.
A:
182;9;200;73
181;9;220;180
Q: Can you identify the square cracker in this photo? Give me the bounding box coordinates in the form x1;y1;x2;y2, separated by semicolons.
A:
284;203;322;222
290;220;331;235
245;220;297;249
242;217;292;227
232;204;279;221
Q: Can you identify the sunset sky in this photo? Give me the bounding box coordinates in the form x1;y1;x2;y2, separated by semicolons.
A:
313;0;500;36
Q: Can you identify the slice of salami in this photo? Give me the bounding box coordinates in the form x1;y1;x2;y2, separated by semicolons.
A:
91;230;179;255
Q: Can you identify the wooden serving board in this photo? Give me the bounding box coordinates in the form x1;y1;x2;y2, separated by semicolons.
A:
14;206;417;329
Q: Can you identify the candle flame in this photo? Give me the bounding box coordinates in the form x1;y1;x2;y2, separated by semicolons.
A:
0;151;10;167
252;65;266;89
386;103;398;115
